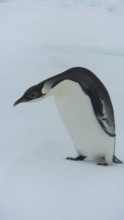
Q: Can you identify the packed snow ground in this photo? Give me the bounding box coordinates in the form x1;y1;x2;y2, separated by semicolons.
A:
0;0;124;219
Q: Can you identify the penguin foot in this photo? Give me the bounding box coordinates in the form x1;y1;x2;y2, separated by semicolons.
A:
97;162;108;166
66;155;87;161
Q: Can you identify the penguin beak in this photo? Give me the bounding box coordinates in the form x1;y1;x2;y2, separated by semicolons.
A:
13;96;29;107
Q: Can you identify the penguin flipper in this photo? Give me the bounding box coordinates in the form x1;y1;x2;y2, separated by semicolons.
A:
113;155;123;164
87;88;116;137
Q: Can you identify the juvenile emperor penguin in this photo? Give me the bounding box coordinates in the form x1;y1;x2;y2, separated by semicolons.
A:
14;67;122;166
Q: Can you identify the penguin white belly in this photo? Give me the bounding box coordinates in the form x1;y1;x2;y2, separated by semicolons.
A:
52;80;114;161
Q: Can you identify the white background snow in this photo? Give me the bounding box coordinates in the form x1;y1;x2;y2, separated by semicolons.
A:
0;0;124;219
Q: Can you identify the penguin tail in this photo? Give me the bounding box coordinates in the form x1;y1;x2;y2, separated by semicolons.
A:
113;155;123;164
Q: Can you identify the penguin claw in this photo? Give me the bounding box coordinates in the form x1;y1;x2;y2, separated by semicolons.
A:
66;157;78;161
66;157;73;160
97;162;108;166
66;155;87;161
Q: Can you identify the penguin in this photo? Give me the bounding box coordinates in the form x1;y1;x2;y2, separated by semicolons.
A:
14;67;122;166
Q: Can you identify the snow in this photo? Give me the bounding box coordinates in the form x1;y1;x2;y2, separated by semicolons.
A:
0;0;124;219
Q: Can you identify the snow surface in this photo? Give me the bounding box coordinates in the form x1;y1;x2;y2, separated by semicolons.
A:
0;0;124;219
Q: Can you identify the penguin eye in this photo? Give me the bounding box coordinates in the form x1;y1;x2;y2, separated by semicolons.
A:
31;93;37;98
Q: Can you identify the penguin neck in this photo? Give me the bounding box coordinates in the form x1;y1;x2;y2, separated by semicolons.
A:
50;79;75;98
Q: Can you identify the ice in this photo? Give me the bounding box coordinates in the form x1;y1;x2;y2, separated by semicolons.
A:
0;1;124;220
0;0;7;2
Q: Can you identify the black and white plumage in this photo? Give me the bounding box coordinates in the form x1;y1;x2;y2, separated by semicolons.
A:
14;67;122;165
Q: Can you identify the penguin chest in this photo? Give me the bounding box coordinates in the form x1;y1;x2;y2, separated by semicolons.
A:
52;80;114;159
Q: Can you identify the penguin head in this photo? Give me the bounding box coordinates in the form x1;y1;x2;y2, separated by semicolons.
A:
13;82;50;107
